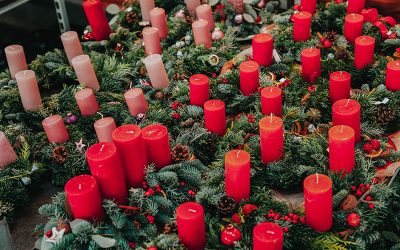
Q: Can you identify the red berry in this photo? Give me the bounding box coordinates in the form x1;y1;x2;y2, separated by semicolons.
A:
221;224;242;246
370;139;381;150
351;186;357;191
356;190;362;196
369;203;375;209
365;184;371;190
293;214;299;220
232;213;241;224
363;143;374;153
274;214;280;220
242;204;258;216
365;196;372;201
289;213;294;218
188;190;196;197
269;209;274;213
255;16;261;23
45;229;53;238
372;178;378;184
347;213;361;227
222;78;229;84
147;247;157;250
128;242;136;249
284;216;290;221
267;213;273;218
147;215;155;224
143;182;147;188
180;181;185;186
300;217;305;224
292;219;298;224
323;39;332;48
283;227;289;233
359;183;364;188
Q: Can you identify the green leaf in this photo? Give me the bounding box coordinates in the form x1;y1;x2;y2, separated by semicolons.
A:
91;235;117;248
209;0;219;6
243;13;255;23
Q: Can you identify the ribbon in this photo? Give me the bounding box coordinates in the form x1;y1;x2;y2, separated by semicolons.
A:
361;8;397;39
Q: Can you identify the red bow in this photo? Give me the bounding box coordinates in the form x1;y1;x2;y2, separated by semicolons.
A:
361;8;397;39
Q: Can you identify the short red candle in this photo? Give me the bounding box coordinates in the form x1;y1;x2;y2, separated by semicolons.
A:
42;115;69;143
293;11;312;42
329;71;351;103
253;222;284;250
149;8;168;39
176;202;206;250
82;0;111;41
347;0;365;14
332;99;361;142
240;61;259;96
301;48;320;82
329;125;355;175
303;173;332;232
344;14;364;43
75;88;99;116
300;0;316;14
86;142;128;204
354;36;375;69
142;124;171;169
190;74;209;106
261;86;282;117
259;115;284;164
386;60;400;91
252;34;273;67
65;175;104;221
225;150;250;202
112;125;148;187
204;100;226;136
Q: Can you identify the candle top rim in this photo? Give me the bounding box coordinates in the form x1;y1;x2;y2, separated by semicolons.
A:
5;44;24;53
204;99;225;111
329;125;355;140
261;86;282;97
304;173;332;192
83;0;101;6
259;116;283;130
42;115;63;126
196;4;212;11
15;70;35;80
65;174;97;195
253;222;284;241
345;13;364;22
75;88;94;99
293;11;312;19
112;124;141;141
142;124;168;139
94;117;115;127
301;48;320;56
71;54;90;64
225;149;250;165
142;27;159;34
192;19;209;28
355;36;375;45
330;71;351;80
86;142;117;161
61;31;78;39
190;74;209;85
239;60;259;72
124;88;144;98
387;60;400;69
332;99;360;114
143;53;162;64
176;201;204;220
252;33;273;43
149;7;165;15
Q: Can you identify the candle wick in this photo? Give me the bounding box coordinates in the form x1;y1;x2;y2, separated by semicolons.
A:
78;183;82;190
130;82;133;89
97;112;104;119
126;130;135;134
339;71;342;76
23;70;27;75
236;150;240;158
396;62;400;66
316;173;319;184
188;209;197;213
345;99;350;107
213;101;216;105
352;13;355;18
309;48;312;53
270;87;273;92
100;144;105;152
341;125;344;133
270;113;273;123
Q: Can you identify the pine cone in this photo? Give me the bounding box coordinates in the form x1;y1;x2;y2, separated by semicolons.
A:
218;195;238;216
325;31;338;42
180;118;195;128
154;91;165;100
52;146;68;164
374;105;396;124
306;108;321;123
57;220;71;234
340;194;358;211
171;145;191;162
334;47;351;60
163;221;177;234
125;11;137;24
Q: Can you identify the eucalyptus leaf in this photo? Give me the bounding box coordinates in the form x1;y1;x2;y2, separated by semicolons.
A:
243;13;255;23
91;235;117;248
244;4;257;19
243;0;254;3
209;0;219;6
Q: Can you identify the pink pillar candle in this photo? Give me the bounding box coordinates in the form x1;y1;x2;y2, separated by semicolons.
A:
253;222;284;250
61;31;84;65
176;202;206;250
42;115;70;143
75;88;99;116
293;11;312;42
347;0;365;14
143;54;169;89
139;0;155;21
196;4;215;30
0;132;17;168
4;45;27;79
344;14;364;43
15;70;42;111
386;60;400;91
301;48;321;82
150;8;168;39
71;55;100;91
143;27;162;56
332;99;361;142
190;74;210;106
125;88;148;116
192;19;212;49
261;86;282;117
329;71;351;103
225;149;251;202
354;36;375;69
94;117;116;142
142;124;171;169
300;0;316;14
185;0;201;16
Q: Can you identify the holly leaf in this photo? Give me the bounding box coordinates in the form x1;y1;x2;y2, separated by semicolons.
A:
209;0;219;6
243;13;255;23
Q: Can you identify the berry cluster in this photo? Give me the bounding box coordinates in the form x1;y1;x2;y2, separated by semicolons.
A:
247;114;255;123
363;139;381;153
266;209;305;232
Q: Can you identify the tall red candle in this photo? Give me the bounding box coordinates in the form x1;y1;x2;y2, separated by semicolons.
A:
225;150;250;202
354;36;375;69
261;86;282;117
112;125;148;187
259;115;284;164
204;100;226;136
240;61;259;96
253;222;284;250
301;48;320;82
332;99;361;142
344;14;364;43
190;74;210;106
65;175;104;221
329;71;351;103
176;202;206;250
300;0;316;14
303;173;332;232
82;0;111;41
252;34;273;67
386;60;400;91
329;125;355;175
347;0;365;14
293;11;312;42
142;124;171;168
86;142;128;204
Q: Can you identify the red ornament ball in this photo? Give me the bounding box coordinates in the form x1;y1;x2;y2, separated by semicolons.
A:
365;195;372;201
45;229;53;238
83;31;95;41
389;32;398;39
323;39;333;49
283;227;289;233
369;203;375;209
370;139;380;150
347;213;361;227
221;224;242;246
363;143;374;153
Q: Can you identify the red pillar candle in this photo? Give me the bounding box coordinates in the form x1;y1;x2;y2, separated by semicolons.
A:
259;115;284;164
142;124;171;169
253;222;284;250
204;100;226;136
344;14;364;43
190;74;210;106
386;60;400;91
65;175;104;221
347;0;365;14
329;125;355;175
112;125;148;187
354;36;375;70
303;173;333;232
86;142;128;204
82;0;111;41
261;86;282;117
301;48;321;82
329;71;351;103
300;0;316;14
252;34;273;67
176;202;206;250
332;99;361;142
225;150;250;202
150;8;168;40
42;115;69;143
240;61;259;96
75;88;99;116
293;11;312;42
